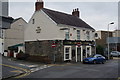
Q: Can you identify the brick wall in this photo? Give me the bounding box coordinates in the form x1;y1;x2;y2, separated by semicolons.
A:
25;40;64;63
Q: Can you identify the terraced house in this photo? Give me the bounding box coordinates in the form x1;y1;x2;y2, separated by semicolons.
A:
25;0;96;63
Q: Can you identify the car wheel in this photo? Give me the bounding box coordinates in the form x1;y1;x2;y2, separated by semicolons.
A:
83;62;86;64
102;61;104;64
93;60;96;64
102;60;106;64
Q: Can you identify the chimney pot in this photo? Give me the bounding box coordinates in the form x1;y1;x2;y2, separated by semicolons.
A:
72;8;80;18
77;8;79;11
35;0;44;11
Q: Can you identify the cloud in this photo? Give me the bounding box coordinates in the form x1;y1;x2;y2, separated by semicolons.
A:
9;0;119;2
9;1;118;31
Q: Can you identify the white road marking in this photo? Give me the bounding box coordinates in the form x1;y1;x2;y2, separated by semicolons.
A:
19;64;38;68
19;63;52;72
30;65;52;73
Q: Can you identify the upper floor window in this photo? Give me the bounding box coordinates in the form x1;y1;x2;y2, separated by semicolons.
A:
77;30;80;40
65;32;69;40
95;33;98;37
32;19;35;24
86;31;90;40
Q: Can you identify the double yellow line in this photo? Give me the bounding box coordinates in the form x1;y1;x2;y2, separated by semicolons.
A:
0;64;31;78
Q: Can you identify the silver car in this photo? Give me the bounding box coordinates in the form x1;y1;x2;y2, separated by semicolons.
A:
110;51;120;57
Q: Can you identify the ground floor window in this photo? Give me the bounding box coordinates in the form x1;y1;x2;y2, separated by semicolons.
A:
64;46;71;61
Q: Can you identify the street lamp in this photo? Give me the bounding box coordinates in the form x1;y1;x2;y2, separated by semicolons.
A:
107;22;114;59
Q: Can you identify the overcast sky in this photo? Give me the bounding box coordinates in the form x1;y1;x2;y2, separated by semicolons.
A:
9;0;119;31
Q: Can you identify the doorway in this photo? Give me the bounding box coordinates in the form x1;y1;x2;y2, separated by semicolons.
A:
76;46;83;62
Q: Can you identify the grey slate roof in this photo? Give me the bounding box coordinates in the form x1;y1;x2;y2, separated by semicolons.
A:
12;17;22;23
0;16;14;23
12;17;27;23
42;8;95;30
0;16;14;29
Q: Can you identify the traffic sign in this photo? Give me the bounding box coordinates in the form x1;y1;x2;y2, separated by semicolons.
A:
77;42;81;47
52;43;56;48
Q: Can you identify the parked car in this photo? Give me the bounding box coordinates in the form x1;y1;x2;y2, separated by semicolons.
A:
110;51;120;57
83;54;106;64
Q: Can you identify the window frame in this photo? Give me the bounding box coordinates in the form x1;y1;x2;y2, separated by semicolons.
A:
65;31;70;40
77;30;80;40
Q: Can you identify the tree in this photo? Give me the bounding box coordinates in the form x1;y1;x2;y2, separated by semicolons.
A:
96;45;104;55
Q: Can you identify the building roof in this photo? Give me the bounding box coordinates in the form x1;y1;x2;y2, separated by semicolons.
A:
0;16;14;23
8;43;24;49
12;17;22;23
0;16;14;29
12;17;27;23
42;8;95;30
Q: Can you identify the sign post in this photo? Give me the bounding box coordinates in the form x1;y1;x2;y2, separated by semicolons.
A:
52;42;56;64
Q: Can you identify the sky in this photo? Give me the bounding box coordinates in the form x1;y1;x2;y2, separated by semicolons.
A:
9;0;119;31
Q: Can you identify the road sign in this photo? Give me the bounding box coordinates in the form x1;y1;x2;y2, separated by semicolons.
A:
77;42;81;47
52;43;56;48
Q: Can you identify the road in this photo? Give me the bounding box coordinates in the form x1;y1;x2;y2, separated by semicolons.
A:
1;56;49;79
24;59;120;79
1;55;120;80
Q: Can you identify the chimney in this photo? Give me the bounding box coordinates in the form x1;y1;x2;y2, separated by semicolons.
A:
72;8;79;17
35;0;44;11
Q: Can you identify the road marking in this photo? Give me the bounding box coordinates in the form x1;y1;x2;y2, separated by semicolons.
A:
30;65;52;73
19;64;38;68
0;64;31;78
10;70;23;73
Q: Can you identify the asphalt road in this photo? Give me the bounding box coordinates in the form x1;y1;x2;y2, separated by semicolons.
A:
1;56;48;79
1;55;120;80
23;59;120;79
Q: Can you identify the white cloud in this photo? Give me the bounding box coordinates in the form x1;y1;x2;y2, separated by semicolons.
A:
9;1;118;31
9;0;119;2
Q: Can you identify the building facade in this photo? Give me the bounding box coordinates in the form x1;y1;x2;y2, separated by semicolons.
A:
95;30;113;48
108;30;120;52
25;0;96;63
95;30;120;53
4;17;27;52
0;16;14;54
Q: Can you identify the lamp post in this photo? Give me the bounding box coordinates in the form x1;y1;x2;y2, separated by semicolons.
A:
107;22;114;59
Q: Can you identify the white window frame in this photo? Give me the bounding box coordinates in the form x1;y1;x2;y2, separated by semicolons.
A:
76;46;83;62
64;46;71;61
65;31;70;40
77;30;80;40
86;31;90;40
